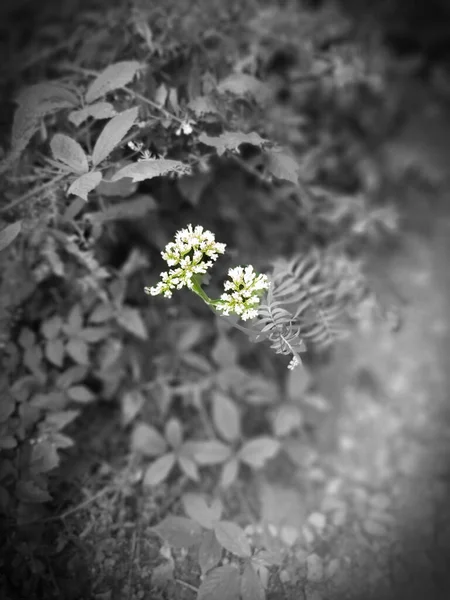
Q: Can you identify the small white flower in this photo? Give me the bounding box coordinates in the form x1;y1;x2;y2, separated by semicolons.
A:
216;265;270;321
175;119;195;136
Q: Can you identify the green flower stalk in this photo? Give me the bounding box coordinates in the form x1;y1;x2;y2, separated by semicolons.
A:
145;225;270;321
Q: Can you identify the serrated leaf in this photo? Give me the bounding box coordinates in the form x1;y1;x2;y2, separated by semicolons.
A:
182;493;216;529
68;102;117;127
197;565;241;600
116;305;148;339
67;385;96;403
165;418;183;449
220;458;239;488
214;520;252;558
50;134;89;174
241;562;265;600
67;171;102;200
30;440;60;474
265;149;301;184
239;437;280;469
143;453;175;486
152;516;203;549
15;480;52;503
217;73;269;104
120;390;145;426
0;221;22;253
95;160;138;198
65;338;89;365
85;61;141;104
110;158;191;182
273;404;303;437
92;107;139;167
45;338;65;367
131;423;167;456
198;131;268;156
191;440;232;465
198;530;223;574
86;194;157;223
211;391;241;442
16;82;79;109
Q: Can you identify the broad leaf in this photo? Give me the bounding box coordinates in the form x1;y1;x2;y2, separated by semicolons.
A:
197;565;241;600
92;107;139;167
131;423;167;456
211;391;241;442
45;338;65;367
67;385;96;403
198;131;268;156
50;134;89;174
16;82;79;109
15;480;52;503
239;437;280;469
67;171;102;200
86;194;157;223
182;493;217;529
0;221;22;253
214;520;252;558
110;158;191;182
44;410;79;431
191;440;232;465
120;390;145;426
198;530;223;574
152;516;203;549
165;418;183;449
143;453;175;486
265;149;301;184
65;338;89;365
217;73;269;104
272;404;303;437
68;102;117;127
116;305;148;339
85;61;141;104
241;562;265;600
177;454;200;481
220;458;239;488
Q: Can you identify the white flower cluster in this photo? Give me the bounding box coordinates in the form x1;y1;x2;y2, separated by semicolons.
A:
145;224;226;298
215;265;270;321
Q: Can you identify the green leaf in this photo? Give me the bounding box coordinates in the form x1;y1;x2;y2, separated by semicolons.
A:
44;410;79;431
214;520;252;558
239;437;280;469
89;302;114;323
177;172;211;207
211;391;241;442
191;440;232;465
241;562;266;600
217;73;269;104
15;480;52;503
0;395;15;422
64;304;84;334
152;516;203;549
16;81;79;109
78;327;111;343
85;61;141;104
41;315;63;339
86;194;157;223
120;390;145;426
30;440;60;474
198;530;223;574
131;423;167;456
110;158;191;182
197;565;241;600
176;321;205;352
220;458;239;488
286;365;312;402
56;365;88;389
272;404;303;437
198;131;268;156
165;418;183;449
182;493;217;529
65;338;89;365
67;385;96;403
177;454;199;481
211;334;238;368
92;107;139;167
0;221;22;253
68;101;117;127
115;306;148;339
50;134;89;174
264;148;301;184
143;453;175;486
187;95;219;116
45;338;65;367
67;171;103;200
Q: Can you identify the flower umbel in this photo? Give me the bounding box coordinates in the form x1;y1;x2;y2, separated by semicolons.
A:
145;224;226;298
215;265;270;321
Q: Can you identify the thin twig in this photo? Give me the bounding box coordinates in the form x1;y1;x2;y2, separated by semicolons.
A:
0;173;67;215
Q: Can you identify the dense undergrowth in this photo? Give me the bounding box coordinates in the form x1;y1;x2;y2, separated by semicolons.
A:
0;0;431;598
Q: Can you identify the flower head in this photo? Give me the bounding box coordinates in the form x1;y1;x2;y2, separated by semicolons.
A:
145;224;226;298
215;265;270;321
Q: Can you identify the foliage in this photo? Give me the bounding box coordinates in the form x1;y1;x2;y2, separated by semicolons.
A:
0;0;406;597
